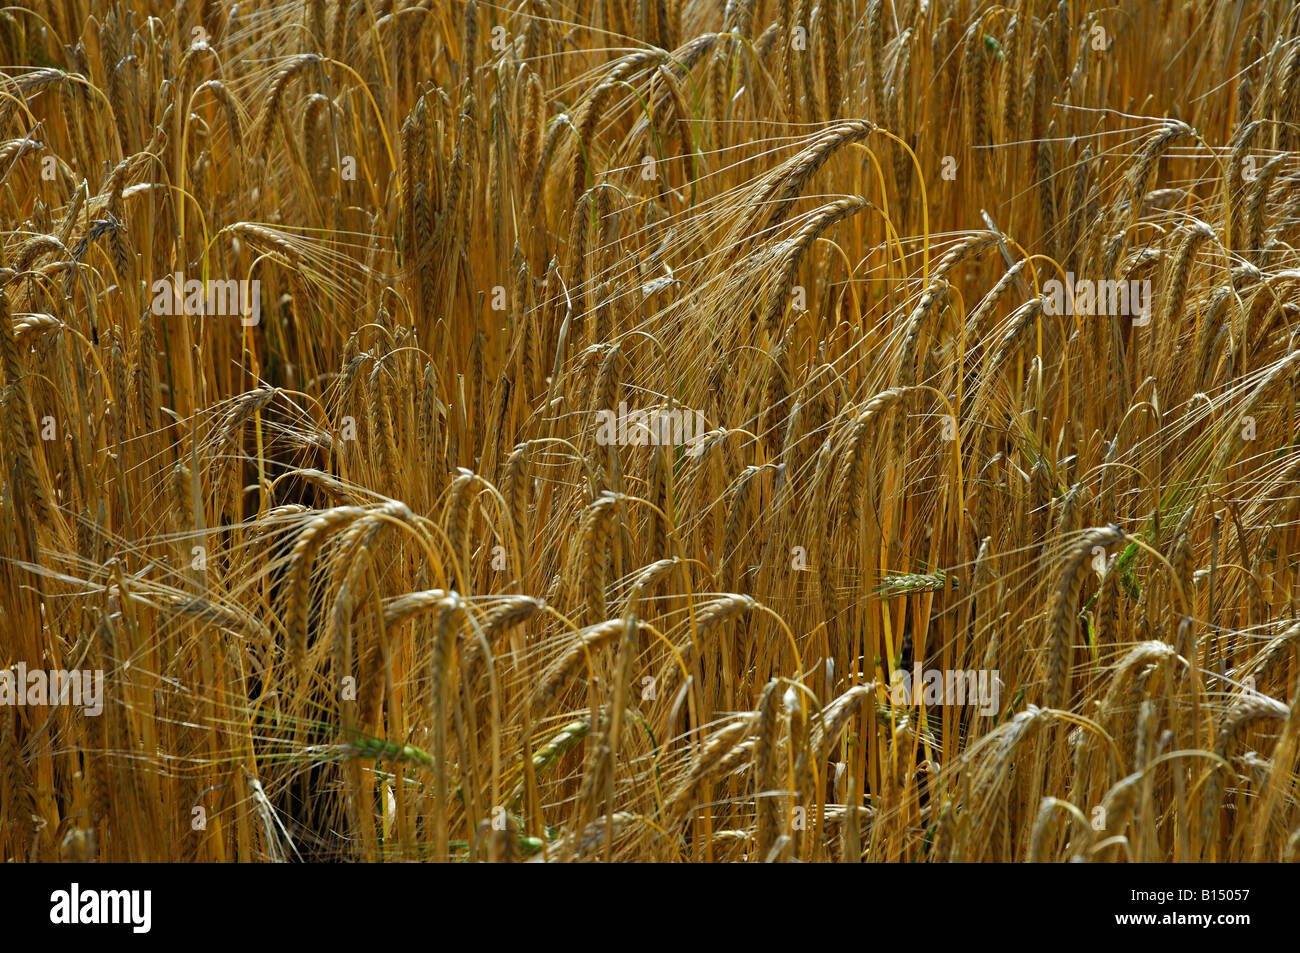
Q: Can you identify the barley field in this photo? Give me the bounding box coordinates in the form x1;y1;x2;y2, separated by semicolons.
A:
2;0;1299;863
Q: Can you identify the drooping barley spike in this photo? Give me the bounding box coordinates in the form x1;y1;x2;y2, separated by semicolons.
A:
1096;552;1120;645
1202;694;1289;852
429;593;464;860
0;272;51;529
656;0;674;50
1000;14;1019;143
764;196;870;338
667;714;753;822
531;618;627;712
570;55;659;209
820;0;841;120
1226;120;1260;249
577;492;620;621
965;259;1028;381
985;296;1045;382
1245;153;1285;261
1127;122;1192;220
721;465;764;588
833;388;904;528
866;0;884;116
1064;146;1093;271
891;36;913;211
778;0;797;121
933;234;997;283
380;589;451;629
762;325;795;455
285;506;368;672
695;593;758;637
256;54;320;157
500;443;530;566
463;0;479;85
645;442;670;558
1158;223;1213;332
752;680;782;857
964;21;989;171
1037;121;1058;253
445;467;476;582
624;556;679;610
1043;526;1125;709
795;0;818;122
507;719;590;810
739;120;874;248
